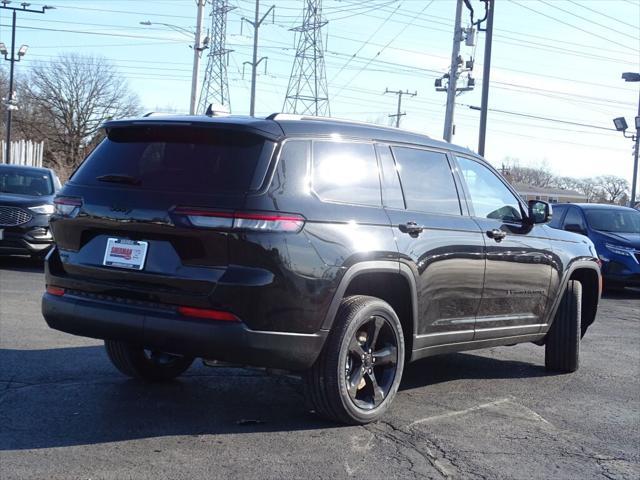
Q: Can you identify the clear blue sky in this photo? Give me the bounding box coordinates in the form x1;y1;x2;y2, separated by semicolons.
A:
2;0;639;184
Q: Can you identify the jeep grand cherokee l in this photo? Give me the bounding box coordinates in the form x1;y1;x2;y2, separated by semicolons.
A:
42;114;601;424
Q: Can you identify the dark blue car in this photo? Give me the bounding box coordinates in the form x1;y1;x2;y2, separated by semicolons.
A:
550;203;640;289
0;164;61;258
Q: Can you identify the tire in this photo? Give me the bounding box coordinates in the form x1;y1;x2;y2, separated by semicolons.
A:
104;340;194;381
545;280;582;373
304;295;405;425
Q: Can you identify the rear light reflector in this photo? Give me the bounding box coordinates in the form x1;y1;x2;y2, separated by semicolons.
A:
173;208;305;233
46;285;65;296
178;306;240;322
53;196;82;217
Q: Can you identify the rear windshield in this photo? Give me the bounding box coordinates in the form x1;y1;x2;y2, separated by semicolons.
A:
585;208;640;233
71;126;273;193
0;168;53;196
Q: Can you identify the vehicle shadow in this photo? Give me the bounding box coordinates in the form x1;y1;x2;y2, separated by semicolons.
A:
0;345;549;450
399;351;549;392
0;255;44;273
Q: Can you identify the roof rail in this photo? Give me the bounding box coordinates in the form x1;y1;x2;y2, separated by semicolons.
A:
142;111;182;117
266;112;430;138
266;112;391;129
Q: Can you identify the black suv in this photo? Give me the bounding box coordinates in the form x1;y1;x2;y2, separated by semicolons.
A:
0;164;60;258
43;114;601;424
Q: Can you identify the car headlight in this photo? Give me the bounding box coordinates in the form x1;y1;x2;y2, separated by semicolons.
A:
605;243;635;257
28;204;55;215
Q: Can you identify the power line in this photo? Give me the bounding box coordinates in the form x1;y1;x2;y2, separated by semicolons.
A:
508;0;636;51
538;0;638;39
464;104;616;132
565;0;640;31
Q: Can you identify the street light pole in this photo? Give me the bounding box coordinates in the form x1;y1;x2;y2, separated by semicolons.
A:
0;2;52;164
190;0;206;115
631;89;639;207
619;72;640;207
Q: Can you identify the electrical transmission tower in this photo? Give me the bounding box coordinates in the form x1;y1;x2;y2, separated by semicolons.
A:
198;0;234;113
283;0;330;117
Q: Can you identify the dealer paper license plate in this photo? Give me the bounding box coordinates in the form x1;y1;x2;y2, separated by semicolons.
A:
103;238;148;270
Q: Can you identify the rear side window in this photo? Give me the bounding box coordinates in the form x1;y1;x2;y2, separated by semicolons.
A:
563;207;586;230
312;141;381;206
391;147;461;215
71;126;274;193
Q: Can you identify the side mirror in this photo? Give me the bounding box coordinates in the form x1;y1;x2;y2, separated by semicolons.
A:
564;223;586;235
528;200;552;224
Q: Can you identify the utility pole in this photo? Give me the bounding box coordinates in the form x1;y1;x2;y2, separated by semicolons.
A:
477;0;494;157
443;0;464;142
385;89;417;128
190;0;207;115
283;0;330;117
632;89;639;206
0;2;52;164
242;0;275;116
198;0;235;113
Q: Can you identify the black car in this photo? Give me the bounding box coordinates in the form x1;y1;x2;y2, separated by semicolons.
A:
0;164;61;258
42;114;601;424
549;203;639;289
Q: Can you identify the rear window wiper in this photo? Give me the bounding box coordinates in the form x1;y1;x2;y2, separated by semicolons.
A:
96;174;141;186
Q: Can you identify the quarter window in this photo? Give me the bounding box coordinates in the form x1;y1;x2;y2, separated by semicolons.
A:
312;141;381;206
457;156;523;223
391;147;461;215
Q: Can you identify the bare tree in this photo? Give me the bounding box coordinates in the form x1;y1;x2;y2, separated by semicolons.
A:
23;53;140;177
598;175;629;204
575;177;601;203
503;159;555;188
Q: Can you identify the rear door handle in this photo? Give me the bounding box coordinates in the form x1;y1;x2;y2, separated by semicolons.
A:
399;222;424;237
486;228;507;242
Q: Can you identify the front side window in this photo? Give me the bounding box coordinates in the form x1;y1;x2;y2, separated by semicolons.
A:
312;141;381;206
457;156;523;223
391;147;461;215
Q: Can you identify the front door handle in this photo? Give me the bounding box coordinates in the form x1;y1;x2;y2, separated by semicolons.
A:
486;228;507;242
399;222;424;237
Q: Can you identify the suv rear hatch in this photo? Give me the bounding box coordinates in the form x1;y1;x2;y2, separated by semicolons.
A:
49;122;278;305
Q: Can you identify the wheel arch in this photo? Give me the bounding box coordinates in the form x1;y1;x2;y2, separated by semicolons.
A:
569;266;600;337
546;260;601;338
321;261;418;356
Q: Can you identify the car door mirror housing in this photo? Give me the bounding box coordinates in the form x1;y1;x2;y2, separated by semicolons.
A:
528;200;552;224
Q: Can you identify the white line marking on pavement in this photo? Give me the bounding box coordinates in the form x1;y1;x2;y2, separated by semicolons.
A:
407;398;511;428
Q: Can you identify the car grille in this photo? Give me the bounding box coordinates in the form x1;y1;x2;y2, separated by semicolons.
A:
0;206;33;226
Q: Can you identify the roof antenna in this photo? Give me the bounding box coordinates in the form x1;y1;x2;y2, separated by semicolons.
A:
205;104;214;117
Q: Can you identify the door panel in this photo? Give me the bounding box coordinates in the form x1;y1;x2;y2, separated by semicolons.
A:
379;145;485;347
455;155;553;339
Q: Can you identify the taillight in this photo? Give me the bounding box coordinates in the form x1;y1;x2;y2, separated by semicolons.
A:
53;196;82;217
173;208;305;233
46;285;65;296
178;306;239;322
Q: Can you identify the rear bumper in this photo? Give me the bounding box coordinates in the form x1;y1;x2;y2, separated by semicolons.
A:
42;292;328;371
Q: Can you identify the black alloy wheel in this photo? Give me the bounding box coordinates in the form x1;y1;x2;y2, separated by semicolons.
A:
345;315;399;410
304;295;405;424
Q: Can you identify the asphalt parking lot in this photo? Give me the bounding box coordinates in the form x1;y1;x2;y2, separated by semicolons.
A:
0;256;638;480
